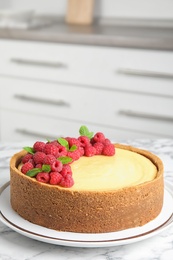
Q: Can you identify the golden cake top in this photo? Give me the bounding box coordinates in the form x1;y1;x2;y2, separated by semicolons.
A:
70;147;157;191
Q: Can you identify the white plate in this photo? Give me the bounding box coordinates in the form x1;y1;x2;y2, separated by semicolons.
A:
0;182;173;248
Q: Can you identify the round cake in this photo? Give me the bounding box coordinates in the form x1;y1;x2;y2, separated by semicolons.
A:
10;132;164;233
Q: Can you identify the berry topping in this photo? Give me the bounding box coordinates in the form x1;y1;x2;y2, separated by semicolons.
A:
33;152;46;165
84;145;96;157
22;153;33;164
21;162;34;174
33;141;46;152
60;164;72;177
49;172;62;185
43;154;56;165
22;125;115;188
102;144;116;156
51;160;63;172
59;174;74;188
44;143;59;157
78;136;90;147
36;172;50;183
92;132;105;143
93;142;104;155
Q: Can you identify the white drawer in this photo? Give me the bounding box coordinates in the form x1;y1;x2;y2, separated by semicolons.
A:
0;110;157;142
0;79;172;138
0;40;173;97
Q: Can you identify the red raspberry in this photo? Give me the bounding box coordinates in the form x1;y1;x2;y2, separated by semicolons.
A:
66;137;81;148
59;174;74;188
68;149;81;162
78;146;85;156
51;160;63;172
60;164;72;177
43;154;56;165
28;158;35;167
49;140;60;146
56;145;68;158
21;162;34;174
35;163;42;169
33;152;46;165
49;172;62;185
93;132;105;143
33;141;46;152
22;153;33;164
36;172;50;183
44;143;59;157
93;142;104;155
78;136;90;147
103;138;111;145
102;144;115;156
84;145;96;157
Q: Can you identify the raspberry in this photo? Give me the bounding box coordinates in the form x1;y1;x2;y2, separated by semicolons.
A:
49;172;62;185
44;143;59;157
60;164;72;177
36;172;50;183
49;140;60;146
103;138;111;145
68;149;81;162
93;132;105;143
78;136;90;147
102;144;115;156
35;163;42;169
56;145;68;158
66;137;81;148
22;153;33;164
51;160;63;172
93;142;104;155
84;145;96;157
21;162;34;174
43;154;56;165
59;174;74;188
78;146;85;156
33;152;46;165
33;141;46;152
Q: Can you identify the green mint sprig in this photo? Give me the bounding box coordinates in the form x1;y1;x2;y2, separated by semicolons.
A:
26;164;51;177
79;125;94;139
57;137;77;152
58;156;73;164
23;146;35;154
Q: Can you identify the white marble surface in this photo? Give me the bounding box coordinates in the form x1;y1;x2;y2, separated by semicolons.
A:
0;139;173;260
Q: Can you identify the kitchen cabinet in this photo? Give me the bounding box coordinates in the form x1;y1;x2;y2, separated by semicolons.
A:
0;39;173;141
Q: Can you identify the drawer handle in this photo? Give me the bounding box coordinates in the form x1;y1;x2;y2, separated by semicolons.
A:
119;110;173;122
14;94;70;107
10;58;68;69
15;129;59;140
117;68;173;79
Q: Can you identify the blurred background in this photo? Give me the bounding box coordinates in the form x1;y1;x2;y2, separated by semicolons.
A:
0;0;173;142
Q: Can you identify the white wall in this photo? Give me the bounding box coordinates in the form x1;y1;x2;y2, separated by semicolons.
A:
0;0;173;19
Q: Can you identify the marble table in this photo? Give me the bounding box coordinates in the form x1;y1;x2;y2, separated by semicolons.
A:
0;139;173;260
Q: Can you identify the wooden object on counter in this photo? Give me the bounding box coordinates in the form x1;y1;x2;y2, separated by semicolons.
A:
66;0;94;25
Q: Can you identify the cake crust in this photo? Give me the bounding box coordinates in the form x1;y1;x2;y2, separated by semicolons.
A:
10;144;164;233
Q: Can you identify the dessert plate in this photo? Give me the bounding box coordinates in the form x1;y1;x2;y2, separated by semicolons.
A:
0;181;173;248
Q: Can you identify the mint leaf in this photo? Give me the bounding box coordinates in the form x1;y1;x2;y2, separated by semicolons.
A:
79;125;94;139
42;164;51;172
58;156;72;164
69;145;77;152
26;168;42;177
57;138;69;149
23;146;35;154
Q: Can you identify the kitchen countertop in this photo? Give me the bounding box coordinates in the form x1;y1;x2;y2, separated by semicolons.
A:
0;16;173;50
0;139;173;260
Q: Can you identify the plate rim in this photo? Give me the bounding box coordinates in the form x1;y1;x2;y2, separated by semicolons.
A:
0;181;173;247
